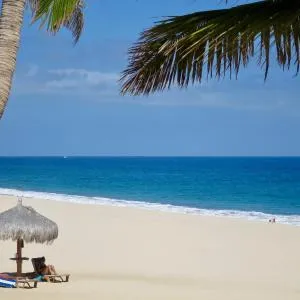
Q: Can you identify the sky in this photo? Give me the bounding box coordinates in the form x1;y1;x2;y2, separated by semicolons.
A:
0;0;299;156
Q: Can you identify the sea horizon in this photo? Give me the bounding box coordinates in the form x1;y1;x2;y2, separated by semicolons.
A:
1;155;300;158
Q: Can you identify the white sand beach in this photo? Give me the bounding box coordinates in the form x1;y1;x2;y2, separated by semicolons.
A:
0;195;299;299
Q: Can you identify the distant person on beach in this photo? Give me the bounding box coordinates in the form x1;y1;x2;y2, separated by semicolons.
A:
269;218;276;223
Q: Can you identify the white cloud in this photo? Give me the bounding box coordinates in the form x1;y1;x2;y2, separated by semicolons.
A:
46;79;79;89
46;69;119;89
12;66;300;116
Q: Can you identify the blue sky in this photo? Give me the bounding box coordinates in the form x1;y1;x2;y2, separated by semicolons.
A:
0;0;299;156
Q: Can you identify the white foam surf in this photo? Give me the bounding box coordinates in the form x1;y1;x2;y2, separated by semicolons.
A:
0;188;299;226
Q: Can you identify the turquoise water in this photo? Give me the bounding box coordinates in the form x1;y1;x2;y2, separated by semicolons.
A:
0;157;300;225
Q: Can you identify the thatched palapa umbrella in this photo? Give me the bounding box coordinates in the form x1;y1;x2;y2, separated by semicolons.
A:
0;198;58;276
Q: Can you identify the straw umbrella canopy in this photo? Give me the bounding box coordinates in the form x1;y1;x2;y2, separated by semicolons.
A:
0;198;58;276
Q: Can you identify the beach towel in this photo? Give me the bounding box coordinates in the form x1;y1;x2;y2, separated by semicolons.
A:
0;277;16;288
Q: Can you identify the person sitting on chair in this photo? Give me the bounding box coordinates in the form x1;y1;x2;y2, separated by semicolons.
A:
34;257;57;282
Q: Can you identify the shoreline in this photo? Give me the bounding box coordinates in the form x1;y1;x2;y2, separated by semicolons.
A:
0;195;300;299
0;187;299;227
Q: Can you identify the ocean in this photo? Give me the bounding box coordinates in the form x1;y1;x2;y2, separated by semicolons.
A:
0;157;300;226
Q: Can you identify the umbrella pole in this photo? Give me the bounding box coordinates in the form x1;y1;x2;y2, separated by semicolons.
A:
16;239;23;277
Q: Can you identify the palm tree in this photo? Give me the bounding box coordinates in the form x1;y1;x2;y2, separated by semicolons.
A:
0;0;84;119
121;0;300;95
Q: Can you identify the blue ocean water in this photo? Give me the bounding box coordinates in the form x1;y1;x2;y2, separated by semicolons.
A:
0;157;300;225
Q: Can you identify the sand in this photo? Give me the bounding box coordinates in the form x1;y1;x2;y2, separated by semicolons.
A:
0;195;299;299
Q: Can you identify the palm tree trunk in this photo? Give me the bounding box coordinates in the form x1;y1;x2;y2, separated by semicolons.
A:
0;0;26;119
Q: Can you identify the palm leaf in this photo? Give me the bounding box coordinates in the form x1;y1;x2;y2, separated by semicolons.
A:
28;0;85;43
121;0;300;95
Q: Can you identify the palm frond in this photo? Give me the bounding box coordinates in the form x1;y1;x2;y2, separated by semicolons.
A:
121;0;300;95
28;0;85;43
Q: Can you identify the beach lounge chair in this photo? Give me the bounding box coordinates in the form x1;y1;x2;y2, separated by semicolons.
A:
0;275;38;288
31;257;70;282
